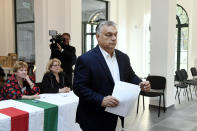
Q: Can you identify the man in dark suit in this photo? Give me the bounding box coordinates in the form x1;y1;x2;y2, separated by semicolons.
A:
73;21;151;131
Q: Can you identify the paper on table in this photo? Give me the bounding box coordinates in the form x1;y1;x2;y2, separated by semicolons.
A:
105;81;140;117
39;91;76;99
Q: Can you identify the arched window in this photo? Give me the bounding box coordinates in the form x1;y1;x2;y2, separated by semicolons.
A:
82;0;108;53
176;4;189;71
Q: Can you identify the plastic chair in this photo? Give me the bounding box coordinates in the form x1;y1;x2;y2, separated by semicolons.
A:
174;70;189;104
137;75;166;117
180;69;197;98
35;82;43;94
190;67;197;79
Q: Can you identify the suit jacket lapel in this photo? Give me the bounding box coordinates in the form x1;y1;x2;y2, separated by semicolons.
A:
116;50;124;81
93;46;114;83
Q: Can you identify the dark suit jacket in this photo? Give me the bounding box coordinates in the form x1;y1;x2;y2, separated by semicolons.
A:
73;45;142;131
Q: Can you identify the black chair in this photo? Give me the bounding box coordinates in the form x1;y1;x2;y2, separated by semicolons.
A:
0;66;5;78
119;116;124;130
35;82;43;94
174;70;189;104
190;67;197;95
7;73;12;78
191;67;197;80
137;75;166;117
181;69;193;82
28;64;35;76
180;69;197;99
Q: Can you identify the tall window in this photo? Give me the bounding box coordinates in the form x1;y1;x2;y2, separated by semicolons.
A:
176;5;189;71
82;0;108;53
15;0;35;63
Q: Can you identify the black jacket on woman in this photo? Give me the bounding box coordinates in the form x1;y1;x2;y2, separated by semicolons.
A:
42;72;71;93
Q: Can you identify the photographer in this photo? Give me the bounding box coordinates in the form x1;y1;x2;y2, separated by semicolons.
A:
50;33;76;86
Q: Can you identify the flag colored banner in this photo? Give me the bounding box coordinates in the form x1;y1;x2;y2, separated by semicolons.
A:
0;107;28;131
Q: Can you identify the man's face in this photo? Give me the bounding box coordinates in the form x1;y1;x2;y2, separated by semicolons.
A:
96;25;118;51
62;35;70;45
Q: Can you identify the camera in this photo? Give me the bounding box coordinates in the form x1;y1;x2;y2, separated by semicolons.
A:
49;30;65;50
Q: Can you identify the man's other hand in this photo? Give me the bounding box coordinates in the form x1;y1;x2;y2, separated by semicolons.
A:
139;81;151;92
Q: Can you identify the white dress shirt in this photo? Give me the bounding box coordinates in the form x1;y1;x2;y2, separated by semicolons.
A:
99;46;120;81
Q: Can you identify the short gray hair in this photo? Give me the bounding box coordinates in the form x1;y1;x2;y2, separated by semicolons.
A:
96;21;116;34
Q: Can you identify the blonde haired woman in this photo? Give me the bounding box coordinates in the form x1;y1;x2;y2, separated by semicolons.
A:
42;58;71;93
3;61;40;100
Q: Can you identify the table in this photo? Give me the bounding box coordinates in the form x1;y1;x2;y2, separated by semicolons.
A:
0;91;81;131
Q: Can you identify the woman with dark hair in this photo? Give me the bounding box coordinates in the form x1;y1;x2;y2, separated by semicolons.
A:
42;58;71;93
3;61;40;100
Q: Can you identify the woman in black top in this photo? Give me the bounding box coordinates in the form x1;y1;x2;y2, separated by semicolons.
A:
42;58;71;93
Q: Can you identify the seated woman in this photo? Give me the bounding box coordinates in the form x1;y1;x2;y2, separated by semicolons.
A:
42;58;71;93
3;61;40;100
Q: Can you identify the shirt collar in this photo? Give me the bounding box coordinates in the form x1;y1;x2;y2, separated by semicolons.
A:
99;45;116;58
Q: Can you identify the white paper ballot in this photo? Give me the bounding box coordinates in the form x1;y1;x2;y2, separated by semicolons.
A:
105;81;140;117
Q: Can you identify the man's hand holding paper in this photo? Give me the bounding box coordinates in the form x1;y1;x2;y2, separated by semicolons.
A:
101;96;119;107
105;81;150;117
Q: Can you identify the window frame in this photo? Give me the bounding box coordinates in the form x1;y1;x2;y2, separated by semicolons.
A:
176;4;189;71
82;0;108;53
14;0;35;62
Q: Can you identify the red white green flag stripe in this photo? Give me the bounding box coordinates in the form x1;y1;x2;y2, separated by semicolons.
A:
0;112;11;131
17;99;58;131
0;100;44;131
0;92;81;131
0;107;29;131
0;99;58;131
